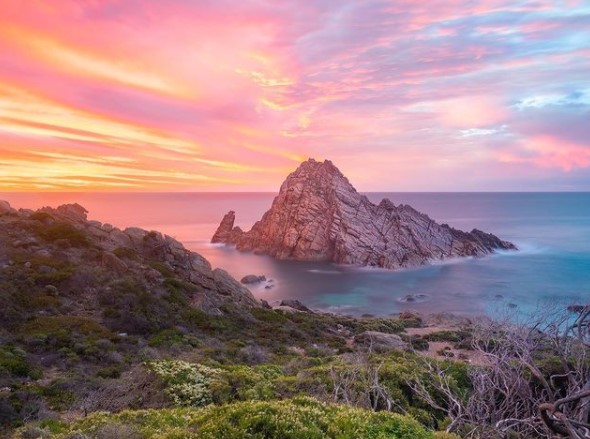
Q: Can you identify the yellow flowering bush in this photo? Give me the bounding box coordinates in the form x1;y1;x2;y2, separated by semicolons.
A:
22;397;439;439
148;360;219;407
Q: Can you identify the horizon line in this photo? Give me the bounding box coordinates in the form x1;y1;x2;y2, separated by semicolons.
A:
1;190;589;194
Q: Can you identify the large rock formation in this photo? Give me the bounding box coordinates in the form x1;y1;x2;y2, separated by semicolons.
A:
212;159;516;269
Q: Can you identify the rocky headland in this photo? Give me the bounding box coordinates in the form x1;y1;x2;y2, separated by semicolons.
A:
212;158;516;269
0;201;260;318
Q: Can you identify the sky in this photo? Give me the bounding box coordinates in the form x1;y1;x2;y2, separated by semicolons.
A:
0;0;589;192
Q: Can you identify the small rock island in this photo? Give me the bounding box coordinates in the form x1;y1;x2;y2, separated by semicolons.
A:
212;158;516;269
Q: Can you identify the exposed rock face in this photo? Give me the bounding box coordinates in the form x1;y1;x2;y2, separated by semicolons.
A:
212;158;516;269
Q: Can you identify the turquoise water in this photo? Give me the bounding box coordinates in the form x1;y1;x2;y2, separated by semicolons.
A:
2;192;589;316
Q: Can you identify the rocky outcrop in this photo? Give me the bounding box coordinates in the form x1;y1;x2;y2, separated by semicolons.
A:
212;211;239;243
0;201;260;315
279;299;312;312
354;331;408;351
212;158;516;269
0;200;17;216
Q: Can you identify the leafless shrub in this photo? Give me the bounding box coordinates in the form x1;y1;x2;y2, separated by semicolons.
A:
329;336;406;413
76;365;167;414
412;305;590;438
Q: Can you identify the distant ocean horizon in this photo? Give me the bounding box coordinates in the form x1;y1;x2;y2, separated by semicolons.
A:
2;191;590;317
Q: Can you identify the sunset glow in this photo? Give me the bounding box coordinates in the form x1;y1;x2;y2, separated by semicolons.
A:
1;0;589;191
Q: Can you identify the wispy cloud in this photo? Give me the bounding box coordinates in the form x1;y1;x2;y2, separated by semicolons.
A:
0;0;588;190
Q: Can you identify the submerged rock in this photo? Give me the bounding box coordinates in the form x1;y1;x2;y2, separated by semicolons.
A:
212;158;516;270
399;294;429;303
241;274;267;284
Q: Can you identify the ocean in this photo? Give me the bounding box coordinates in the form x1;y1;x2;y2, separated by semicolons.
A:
2;192;589;317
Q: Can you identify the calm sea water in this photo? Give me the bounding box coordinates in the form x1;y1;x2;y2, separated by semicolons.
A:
2;192;590;317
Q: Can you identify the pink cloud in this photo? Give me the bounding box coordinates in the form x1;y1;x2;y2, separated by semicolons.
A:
434;96;509;128
499;136;590;171
0;0;588;191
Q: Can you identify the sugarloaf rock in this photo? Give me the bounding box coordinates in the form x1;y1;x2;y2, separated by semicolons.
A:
212;159;516;269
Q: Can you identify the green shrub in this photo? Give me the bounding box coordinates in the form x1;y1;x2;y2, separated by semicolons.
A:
20;316;115;354
113;247;140;261
401;334;429;351
399;317;424;328
35;381;76;411
433;432;461;439
96;365;124;379
148;328;199;348
150;262;174;278
148;360;219;407
163;277;194;292
29;212;54;222
213;364;284;403
36;222;90;248
181;308;233;332
10;254;74;285
162;284;190;307
355;318;406;334
251;308;289;324
0;346;31;377
22;316;112;340
24;397;435;439
422;331;467;343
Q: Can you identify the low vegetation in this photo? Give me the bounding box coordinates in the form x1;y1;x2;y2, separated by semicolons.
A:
24;397;445;439
1;206;588;438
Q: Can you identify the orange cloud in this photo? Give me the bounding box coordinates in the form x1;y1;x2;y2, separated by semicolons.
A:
0;83;200;155
0;25;193;99
0;0;587;191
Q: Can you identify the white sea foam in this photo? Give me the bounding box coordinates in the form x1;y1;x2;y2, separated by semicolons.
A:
204;242;227;248
495;241;548;256
307;269;342;275
430;255;474;266
348;265;392;273
323;304;360;314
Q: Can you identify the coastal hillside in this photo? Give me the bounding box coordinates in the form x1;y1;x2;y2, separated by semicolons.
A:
1;200;587;439
212;159;516;269
0;200;459;438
